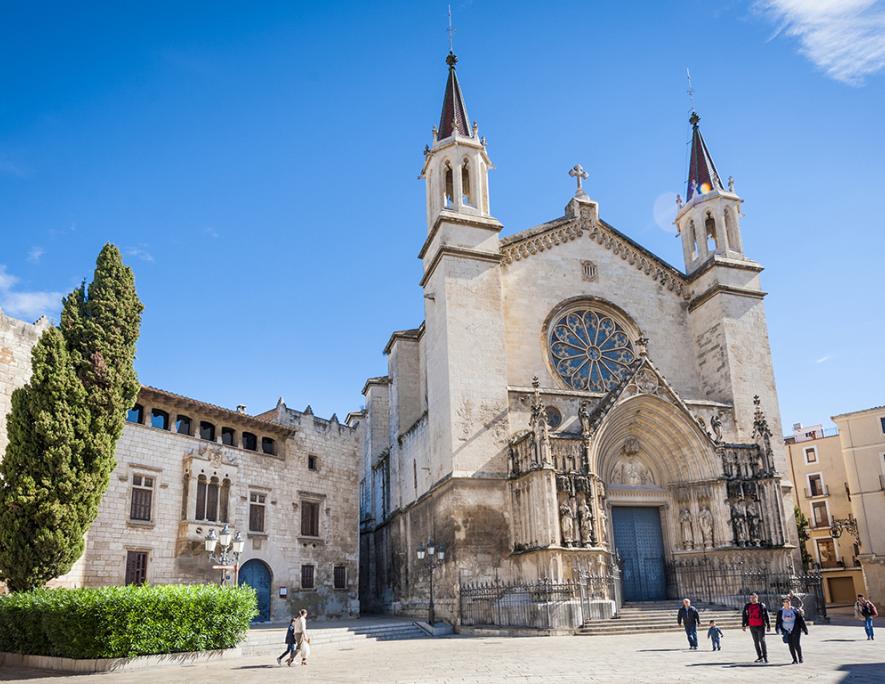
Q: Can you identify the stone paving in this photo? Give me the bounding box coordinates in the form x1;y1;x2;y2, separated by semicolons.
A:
1;622;882;683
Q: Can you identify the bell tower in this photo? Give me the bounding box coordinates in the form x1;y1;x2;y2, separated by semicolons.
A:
675;112;745;273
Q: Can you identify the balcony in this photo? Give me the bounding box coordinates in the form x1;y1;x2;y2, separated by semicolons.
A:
805;484;830;498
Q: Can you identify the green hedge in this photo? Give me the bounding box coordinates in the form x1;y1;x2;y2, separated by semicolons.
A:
0;584;257;659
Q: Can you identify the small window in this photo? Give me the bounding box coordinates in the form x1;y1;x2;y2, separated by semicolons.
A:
125;550;148;585
261;437;275;455
444;162;454;207
334;565;347;590
127;404;144;424
220;478;230;523
176;415;191;435
545;406;562;429
808;474;825;497
151;408;169;430
200;421;216;441
221;427;236;446
812;502;829;528
195;474;207;520
301;564;315;590
461;158;471;206
880;417;885;433
307;454;318;471
242;432;257;451
301;500;320;537
249;492;266;533
413;459;418;491
129;474;154;522
804;447;817;464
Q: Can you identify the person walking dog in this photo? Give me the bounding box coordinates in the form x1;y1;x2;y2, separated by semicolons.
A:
742;592;771;663
855;594;878;640
776;596;808;664
276;617;297;666
677;598;701;650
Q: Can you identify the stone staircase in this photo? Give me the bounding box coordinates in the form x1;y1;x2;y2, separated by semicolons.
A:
577;600;743;636
242;617;430;657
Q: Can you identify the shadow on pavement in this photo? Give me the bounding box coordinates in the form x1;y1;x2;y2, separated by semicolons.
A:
637;648;682;652
836;663;885;683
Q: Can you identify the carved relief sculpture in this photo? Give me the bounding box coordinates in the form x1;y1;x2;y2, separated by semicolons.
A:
560;503;576;547
578;400;591;437
710;413;723;443
746;500;762;545
679;508;694;550
699;506;714;550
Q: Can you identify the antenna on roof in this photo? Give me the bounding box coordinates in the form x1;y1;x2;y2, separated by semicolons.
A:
686;67;696;113
447;4;456;53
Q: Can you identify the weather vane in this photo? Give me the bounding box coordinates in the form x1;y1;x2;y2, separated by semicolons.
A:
447;4;456;53
686;67;695;112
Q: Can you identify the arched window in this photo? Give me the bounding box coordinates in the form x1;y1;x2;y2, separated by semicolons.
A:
206;476;220;521
151;409;169;430
195;474;207;520
127;404;144;424
221;427;236;446
724;207;739;251
242;432;257;451
689;220;699;259
176;415;191;435
261;437;275;455
181;473;189;520
220;478;231;523
444;163;454;208
705;214;718;252
200;421;216;441
461;159;471;206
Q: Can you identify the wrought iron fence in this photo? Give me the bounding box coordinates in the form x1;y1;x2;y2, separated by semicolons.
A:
459;566;621;629
666;561;827;622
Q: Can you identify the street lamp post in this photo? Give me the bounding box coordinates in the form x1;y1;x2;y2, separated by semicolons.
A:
204;523;246;585
416;538;445;625
830;515;861;546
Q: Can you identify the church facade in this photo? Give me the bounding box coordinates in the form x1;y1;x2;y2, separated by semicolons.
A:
358;52;800;618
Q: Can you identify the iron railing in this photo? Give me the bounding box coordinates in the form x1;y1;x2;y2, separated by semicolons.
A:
666;560;827;622
459;565;621;630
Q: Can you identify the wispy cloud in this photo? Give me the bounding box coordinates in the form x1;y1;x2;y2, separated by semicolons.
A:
125;245;155;263
27;246;44;263
0;265;64;321
203;227;220;239
815;354;832;364
755;0;885;85
0;157;30;178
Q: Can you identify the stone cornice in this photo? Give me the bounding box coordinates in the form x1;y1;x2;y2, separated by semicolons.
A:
687;254;764;281
419;246;503;287
500;216;690;299
418;211;503;260
383;325;423;355
687;284;767;312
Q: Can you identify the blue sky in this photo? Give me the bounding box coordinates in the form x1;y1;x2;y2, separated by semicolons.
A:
1;1;883;430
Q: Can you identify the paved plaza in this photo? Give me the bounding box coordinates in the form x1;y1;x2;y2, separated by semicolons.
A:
1;621;883;683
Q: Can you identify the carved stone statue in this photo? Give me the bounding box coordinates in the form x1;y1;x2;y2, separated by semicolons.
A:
747;500;762;545
699;506;714;550
679;508;694;550
578;501;594;547
598;505;608;545
727;176;735;192
710;413;723;443
560;503;576;547
676;193;684;209
579;400;591;437
732;503;749;546
722;449;736;478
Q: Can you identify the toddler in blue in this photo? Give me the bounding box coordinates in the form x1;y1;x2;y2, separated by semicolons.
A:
707;620;723;651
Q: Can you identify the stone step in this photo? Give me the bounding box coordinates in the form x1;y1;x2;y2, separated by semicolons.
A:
578;622;743;636
241;622;429;656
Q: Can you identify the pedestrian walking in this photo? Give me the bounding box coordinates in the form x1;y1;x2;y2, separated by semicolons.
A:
855;594;878;640
276;617;297;666
293;608;310;665
776;596;808;664
742;592;771;663
707;620;723;651
677;598;701;650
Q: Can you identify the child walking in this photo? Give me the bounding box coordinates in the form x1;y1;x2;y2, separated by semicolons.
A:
707;620;724;651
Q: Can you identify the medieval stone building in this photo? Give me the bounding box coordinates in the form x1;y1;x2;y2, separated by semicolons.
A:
357;52;800;618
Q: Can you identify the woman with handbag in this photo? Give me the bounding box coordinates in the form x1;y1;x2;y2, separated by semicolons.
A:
776;596;808;664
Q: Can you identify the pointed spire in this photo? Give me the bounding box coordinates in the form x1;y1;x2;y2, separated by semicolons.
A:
437;52;471;140
686;111;724;201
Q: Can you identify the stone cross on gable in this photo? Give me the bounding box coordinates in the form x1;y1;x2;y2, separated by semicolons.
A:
569;164;589;197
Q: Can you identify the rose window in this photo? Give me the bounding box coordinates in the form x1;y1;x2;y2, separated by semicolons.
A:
549;309;636;391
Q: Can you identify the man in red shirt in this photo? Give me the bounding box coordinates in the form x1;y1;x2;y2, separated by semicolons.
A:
742;592;771;663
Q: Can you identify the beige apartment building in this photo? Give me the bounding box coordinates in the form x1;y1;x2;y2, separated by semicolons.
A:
832;407;885;603
786;423;865;604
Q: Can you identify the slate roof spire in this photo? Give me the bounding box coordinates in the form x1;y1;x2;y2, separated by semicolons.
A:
437;51;471;140
686;111;724;201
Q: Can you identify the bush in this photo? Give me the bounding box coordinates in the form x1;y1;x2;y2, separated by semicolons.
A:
0;584;256;659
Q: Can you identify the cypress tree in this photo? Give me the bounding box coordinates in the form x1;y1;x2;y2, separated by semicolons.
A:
0;244;142;591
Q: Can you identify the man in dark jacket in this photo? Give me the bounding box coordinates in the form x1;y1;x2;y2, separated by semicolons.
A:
677;598;701;649
742;592;771;663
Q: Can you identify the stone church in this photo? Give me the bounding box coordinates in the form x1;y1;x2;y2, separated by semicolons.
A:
358;52;799;618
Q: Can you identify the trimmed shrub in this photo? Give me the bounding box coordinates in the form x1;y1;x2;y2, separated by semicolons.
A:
0;584;256;659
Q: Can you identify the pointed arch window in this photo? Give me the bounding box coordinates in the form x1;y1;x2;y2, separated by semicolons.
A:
689;220;699;259
444;163;454;208
461;159;472;206
724;208;739;251
705;213;718;252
